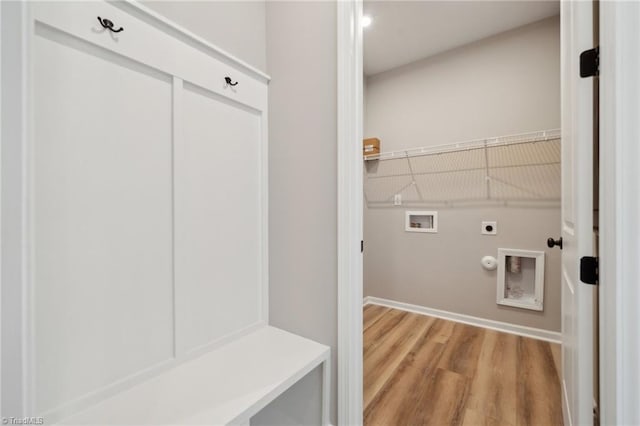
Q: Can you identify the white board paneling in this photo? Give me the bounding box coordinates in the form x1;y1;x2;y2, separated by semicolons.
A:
4;1;271;420
33;25;174;413
175;83;263;354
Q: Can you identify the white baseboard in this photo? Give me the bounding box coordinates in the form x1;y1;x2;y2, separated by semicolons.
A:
363;296;562;344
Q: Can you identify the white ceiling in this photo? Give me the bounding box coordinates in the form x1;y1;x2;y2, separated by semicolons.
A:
364;0;560;76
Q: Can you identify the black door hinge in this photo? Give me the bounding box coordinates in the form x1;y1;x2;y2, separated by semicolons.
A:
580;256;598;285
580;47;599;78
361;240;364;253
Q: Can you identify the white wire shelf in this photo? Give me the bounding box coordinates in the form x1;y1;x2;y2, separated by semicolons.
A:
364;129;561;162
364;129;561;207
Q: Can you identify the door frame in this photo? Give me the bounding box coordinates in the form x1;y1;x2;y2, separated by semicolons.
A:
336;1;363;425
598;2;640;424
335;1;640;425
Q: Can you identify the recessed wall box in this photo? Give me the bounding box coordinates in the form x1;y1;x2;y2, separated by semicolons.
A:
496;248;545;311
405;211;438;233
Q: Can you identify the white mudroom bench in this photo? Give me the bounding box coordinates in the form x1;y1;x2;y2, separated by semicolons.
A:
61;326;330;425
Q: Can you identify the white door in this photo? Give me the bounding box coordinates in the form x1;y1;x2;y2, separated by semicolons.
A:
560;1;596;425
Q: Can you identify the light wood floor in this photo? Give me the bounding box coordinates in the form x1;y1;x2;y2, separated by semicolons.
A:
364;305;563;426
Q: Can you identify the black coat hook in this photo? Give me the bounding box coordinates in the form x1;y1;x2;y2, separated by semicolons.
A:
225;77;239;87
97;17;124;33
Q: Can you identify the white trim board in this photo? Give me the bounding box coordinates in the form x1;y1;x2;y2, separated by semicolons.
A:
599;2;640;424
111;1;270;82
336;1;364;426
364;296;561;344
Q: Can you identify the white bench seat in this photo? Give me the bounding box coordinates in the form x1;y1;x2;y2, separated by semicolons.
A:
61;327;331;425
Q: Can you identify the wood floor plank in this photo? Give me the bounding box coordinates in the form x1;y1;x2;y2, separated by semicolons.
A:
365;319;451;420
364;312;435;409
366;318;452;411
516;337;563;426
366;366;469;426
415;368;470;426
467;329;518;424
401;318;451;369
364;306;563;426
363;308;408;355
363;304;390;331
550;341;562;381
436;322;485;378
431;316;456;344
462;408;511;426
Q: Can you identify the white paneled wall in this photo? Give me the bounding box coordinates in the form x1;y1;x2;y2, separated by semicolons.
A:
6;1;270;421
34;26;175;413
176;83;263;354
